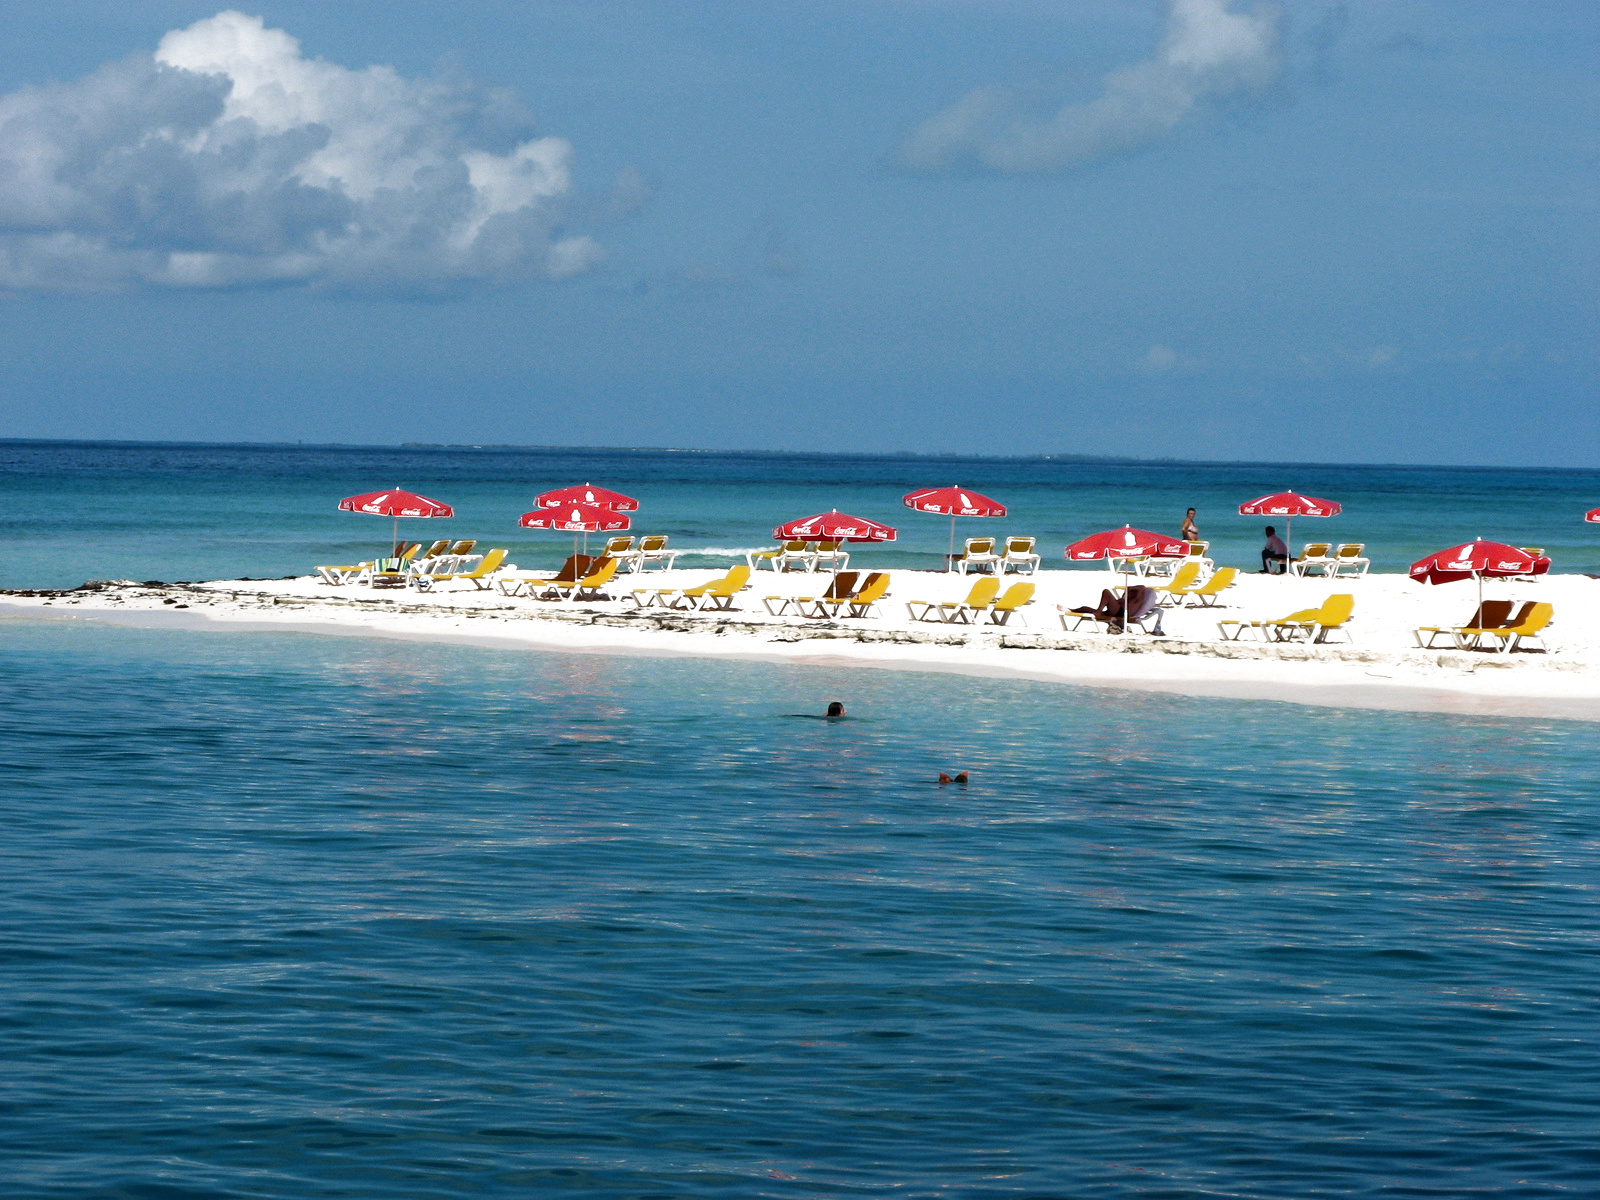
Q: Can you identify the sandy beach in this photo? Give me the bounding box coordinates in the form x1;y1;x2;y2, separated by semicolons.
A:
6;565;1597;720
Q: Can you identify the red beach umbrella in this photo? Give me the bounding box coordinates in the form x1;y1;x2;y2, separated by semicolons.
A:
338;487;454;555
1064;526;1188;562
520;503;631;557
534;483;639;512
1410;538;1551;609
1586;508;1600;523
772;510;897;543
1238;490;1342;567
903;486;1007;571
1064;526;1187;629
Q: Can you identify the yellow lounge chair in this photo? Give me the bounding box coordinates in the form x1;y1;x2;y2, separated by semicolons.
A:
1330;543;1370;578
1455;601;1551;653
1288;543;1335;577
418;548;508;591
843;572;891;618
908;575;1000;623
627;535;679;573
1224;594;1354;643
999;537;1040;574
498;554;592;597
810;540;850;572
539;556;619;601
1184;566;1238;608
1151;561;1202;605
984;581;1035;626
793;572;859;619
1415;600;1514;649
669;564;751;611
954;537;1000;575
1219;601;1322;642
601;536;634;557
771;540;816;573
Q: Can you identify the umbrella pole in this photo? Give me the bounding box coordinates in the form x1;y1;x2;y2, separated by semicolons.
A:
948;514;956;572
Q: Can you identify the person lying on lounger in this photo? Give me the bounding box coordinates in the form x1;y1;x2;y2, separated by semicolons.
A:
1070;586;1157;633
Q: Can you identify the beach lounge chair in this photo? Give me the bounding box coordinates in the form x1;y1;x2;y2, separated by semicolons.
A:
907;575;999;623
537;556;618;601
1330;543;1370;578
363;557;412;588
1065;586;1162;634
316;560;368;584
1288;543;1335;577
843;572;891;618
810;541;850;572
445;540;475;557
497;554;593;597
1415;600;1514;649
668;564;752;611
417;548;508;591
601;536;634;558
1511;550;1548;582
1455;601;1552;653
955;537;1001;575
772;540;818;572
747;544;786;571
794;572;859;619
1183;566;1239;608
627;536;679;573
1000;537;1040;574
1151;561;1203;606
1223;594;1354;643
983;582;1035;626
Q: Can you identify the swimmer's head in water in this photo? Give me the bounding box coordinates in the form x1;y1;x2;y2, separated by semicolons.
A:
826;701;845;717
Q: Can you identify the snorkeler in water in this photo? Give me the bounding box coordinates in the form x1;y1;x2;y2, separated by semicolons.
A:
826;701;846;717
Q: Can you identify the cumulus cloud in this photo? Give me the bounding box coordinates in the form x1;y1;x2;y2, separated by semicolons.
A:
898;0;1283;174
0;11;615;292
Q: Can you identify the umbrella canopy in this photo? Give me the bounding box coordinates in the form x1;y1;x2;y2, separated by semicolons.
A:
1065;526;1187;561
1238;491;1342;518
338;488;454;556
902;487;1006;517
1587;508;1600;523
1409;540;1550;586
773;511;897;543
339;489;454;519
519;504;631;533
534;483;639;512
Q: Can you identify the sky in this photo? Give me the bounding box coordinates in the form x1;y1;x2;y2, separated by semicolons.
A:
0;1;1594;465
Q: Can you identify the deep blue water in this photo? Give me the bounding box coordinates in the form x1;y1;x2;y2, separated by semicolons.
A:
3;617;1598;1198
3;439;1598;589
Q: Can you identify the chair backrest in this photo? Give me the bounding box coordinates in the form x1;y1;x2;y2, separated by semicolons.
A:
373;557;404;574
816;540;841;552
1318;594;1355;626
397;542;422;560
1515;602;1554;634
1204;566;1238;592
1335;543;1365;558
823;571;859;601
552;554;591;583
1184;540;1209;557
964;537;995;556
783;540;807;552
421;539;450;558
964;576;1001;607
851;572;890;604
470;548;508;576
449;540;475;555
603;536;634;554
1300;543;1331;559
1005;537;1035;554
716;564;752;592
1471;600;1515;629
639;536;668;552
578;556;619;587
1168;562;1202;591
995;582;1034;610
1519;547;1545;558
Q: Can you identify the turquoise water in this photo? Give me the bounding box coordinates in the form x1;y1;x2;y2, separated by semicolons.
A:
3;617;1599;1197
3;440;1598;589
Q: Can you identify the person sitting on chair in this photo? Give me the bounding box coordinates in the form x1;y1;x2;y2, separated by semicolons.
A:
1261;526;1289;574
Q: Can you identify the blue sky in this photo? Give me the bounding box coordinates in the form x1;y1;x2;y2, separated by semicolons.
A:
0;1;1593;464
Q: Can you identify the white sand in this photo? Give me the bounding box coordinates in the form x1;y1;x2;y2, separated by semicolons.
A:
5;565;1598;720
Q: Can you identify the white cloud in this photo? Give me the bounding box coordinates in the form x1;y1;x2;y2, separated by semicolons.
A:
0;11;614;292
898;0;1283;174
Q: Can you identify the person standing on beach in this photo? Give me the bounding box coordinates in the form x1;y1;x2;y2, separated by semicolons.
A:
1261;526;1289;573
1180;508;1199;542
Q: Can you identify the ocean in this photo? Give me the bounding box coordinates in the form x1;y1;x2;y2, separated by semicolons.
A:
3;441;1599;1197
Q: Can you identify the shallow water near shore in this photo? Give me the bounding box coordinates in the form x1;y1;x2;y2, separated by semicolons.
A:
3;618;1598;1197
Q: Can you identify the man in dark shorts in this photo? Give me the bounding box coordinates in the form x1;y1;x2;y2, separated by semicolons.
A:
1261;526;1289;573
